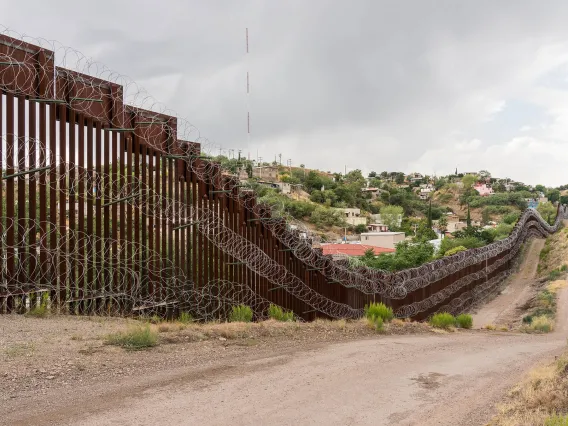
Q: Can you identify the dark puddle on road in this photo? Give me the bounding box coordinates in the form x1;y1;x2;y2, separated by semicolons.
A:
411;372;447;389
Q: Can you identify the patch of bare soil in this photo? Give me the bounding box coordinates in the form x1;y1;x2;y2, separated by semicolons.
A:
0;315;432;407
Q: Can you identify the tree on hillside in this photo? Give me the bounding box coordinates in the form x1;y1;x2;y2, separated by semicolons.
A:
380;205;403;231
547;189;560;204
413;219;438;242
427;199;433;228
535;184;546;193
537;201;556;225
380;171;389;178
368;171;377;178
437;216;448;234
493;181;506;193
462;174;477;189
466;204;472;227
395;173;405;184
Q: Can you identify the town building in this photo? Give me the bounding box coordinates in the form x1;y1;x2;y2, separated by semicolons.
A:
370;213;403;228
407;172;424;183
367;223;389;232
343;208;367;226
252;165;279;181
473;182;494;196
360;231;405;249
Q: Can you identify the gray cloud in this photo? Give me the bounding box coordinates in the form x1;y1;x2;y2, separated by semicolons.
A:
3;0;568;184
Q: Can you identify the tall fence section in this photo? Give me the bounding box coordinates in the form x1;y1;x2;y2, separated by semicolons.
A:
0;32;566;321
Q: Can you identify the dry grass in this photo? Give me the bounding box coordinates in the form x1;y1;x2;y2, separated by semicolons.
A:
522;315;554;333
105;325;158;350
490;352;568;426
138;317;435;344
549;280;568;294
4;342;35;358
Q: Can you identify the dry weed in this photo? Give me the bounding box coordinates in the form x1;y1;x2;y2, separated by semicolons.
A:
4;342;35;358
490;353;568;425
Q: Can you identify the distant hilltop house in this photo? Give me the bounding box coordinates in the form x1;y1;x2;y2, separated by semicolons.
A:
407;172;424;183
444;212;467;233
321;243;394;260
257;180;302;195
473;182;494;196
415;183;435;200
360;231;406;249
361;187;387;200
342;208;367;226
252;165;279;181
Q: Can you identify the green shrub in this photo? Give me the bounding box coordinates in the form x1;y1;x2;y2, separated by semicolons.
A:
364;302;394;323
373;316;384;332
106;325;158;350
25;293;50;318
540;243;552;261
438;236;484;257
524;315;553;333
444;246;468;257
179;312;193;324
549;270;563;281
533;307;554;318
267;304;295;322
455;314;473;329
229;305;253;323
545;414;568;426
309;206;347;229
502;211;521;225
522;315;533;324
562;264;568;272
539;290;555;307
429;312;456;329
281;311;295;322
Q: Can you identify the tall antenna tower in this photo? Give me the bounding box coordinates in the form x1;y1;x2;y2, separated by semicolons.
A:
245;28;251;149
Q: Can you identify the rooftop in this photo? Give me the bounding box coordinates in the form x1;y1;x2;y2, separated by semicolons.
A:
360;232;405;236
321;244;395;257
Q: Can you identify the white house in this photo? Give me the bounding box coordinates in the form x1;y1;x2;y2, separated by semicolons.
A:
343;208;367;226
360;232;405;249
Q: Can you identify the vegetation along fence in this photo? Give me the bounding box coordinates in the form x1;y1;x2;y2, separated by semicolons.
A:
0;30;566;321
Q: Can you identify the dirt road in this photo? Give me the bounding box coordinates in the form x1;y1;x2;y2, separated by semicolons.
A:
472;238;545;328
7;331;565;426
5;236;568;426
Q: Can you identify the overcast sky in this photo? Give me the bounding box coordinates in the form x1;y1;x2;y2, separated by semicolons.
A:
3;1;568;185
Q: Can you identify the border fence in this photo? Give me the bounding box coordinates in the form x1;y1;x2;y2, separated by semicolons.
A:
0;31;566;321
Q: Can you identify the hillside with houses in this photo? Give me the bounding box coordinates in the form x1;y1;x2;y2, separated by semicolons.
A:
211;155;563;271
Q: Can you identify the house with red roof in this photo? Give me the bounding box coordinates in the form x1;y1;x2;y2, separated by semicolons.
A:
321;244;395;259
